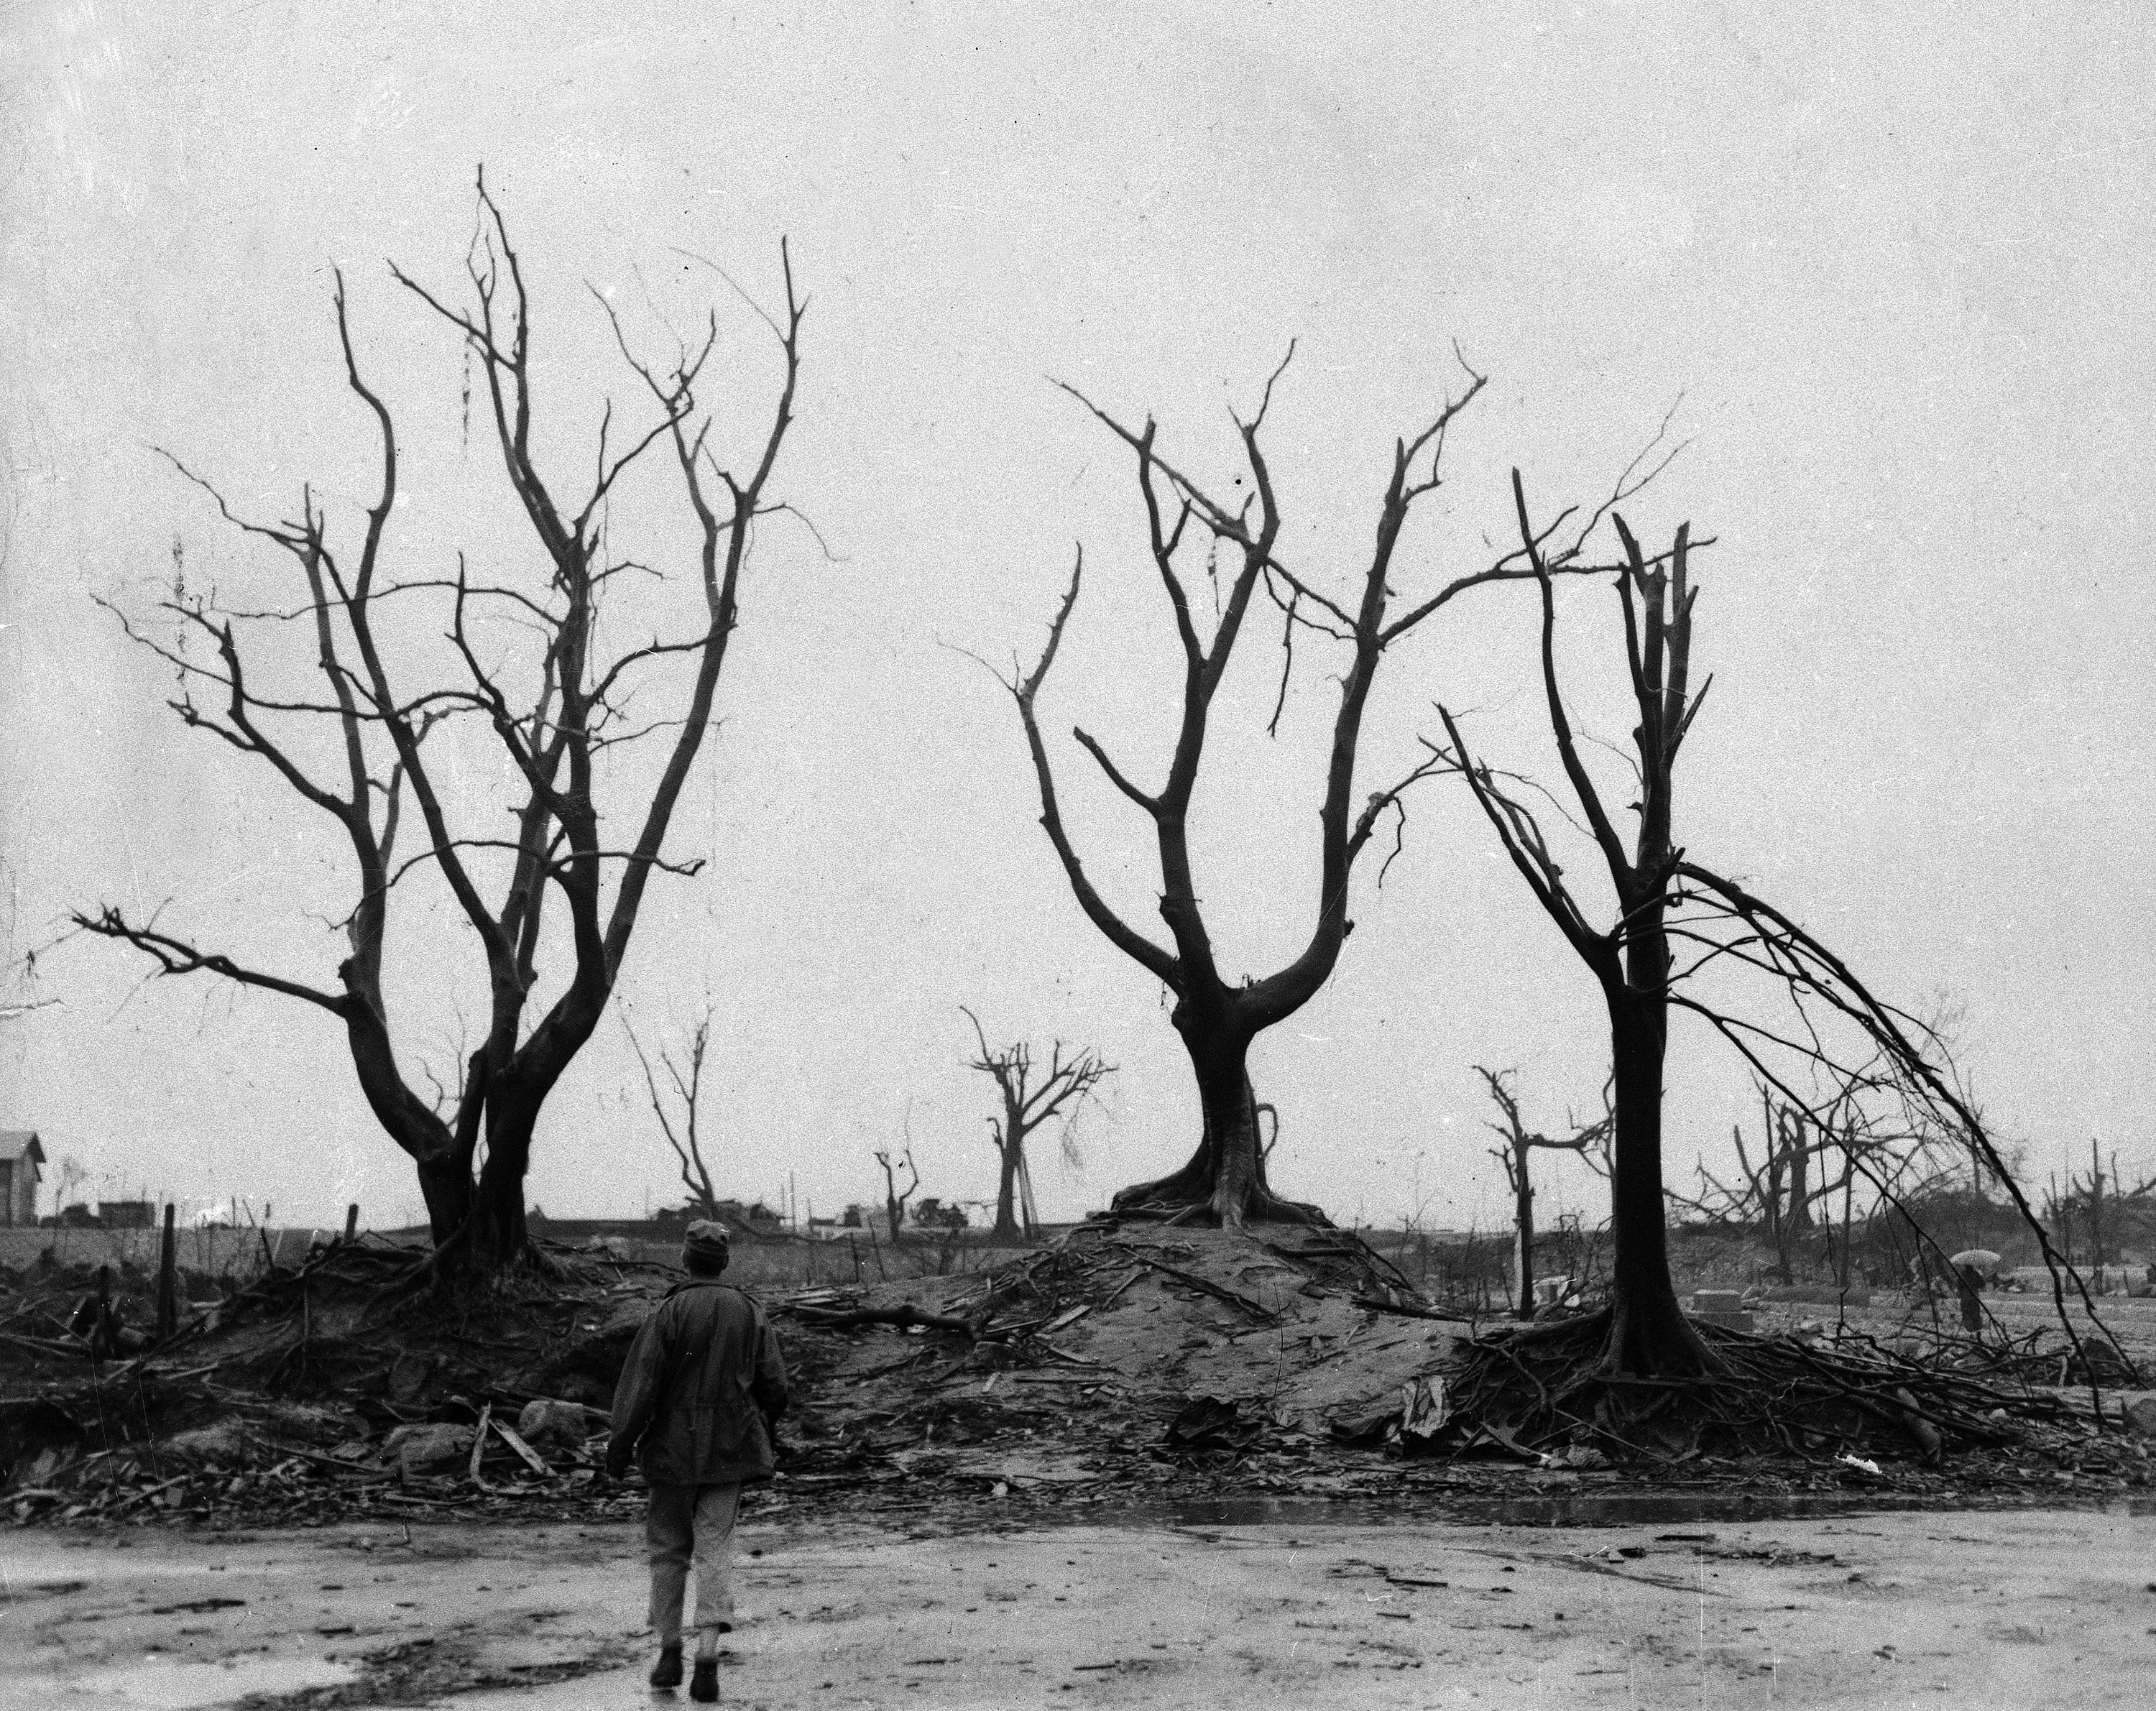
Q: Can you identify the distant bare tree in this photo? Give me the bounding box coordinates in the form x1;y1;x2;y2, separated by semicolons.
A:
1477;1066;1610;1320
2047;1139;2128;1274
995;354;1670;1229
625;1005;722;1219
1672;1079;1834;1268
873;1145;919;1240
962;1007;1113;1239
72;172;806;1276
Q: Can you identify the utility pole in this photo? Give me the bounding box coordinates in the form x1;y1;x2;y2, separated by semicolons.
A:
157;1203;178;1340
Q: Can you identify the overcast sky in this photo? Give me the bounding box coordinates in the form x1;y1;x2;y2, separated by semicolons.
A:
4;1;2151;1235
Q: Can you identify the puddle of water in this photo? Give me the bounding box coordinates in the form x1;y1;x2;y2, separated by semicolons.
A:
1074;1490;2156;1531
51;1654;356;1709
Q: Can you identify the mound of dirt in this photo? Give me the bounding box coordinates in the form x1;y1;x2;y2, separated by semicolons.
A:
786;1224;1464;1436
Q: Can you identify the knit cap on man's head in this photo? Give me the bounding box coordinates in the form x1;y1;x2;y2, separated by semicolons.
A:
683;1220;732;1266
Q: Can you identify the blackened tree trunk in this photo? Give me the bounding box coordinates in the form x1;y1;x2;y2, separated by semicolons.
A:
993;1147;1024;1240
415;1158;476;1250
1514;1166;1537;1320
1603;993;1703;1373
1117;1018;1280;1217
1787;1116;1813;1230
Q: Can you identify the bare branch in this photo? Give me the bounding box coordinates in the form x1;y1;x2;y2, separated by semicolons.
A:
1072;727;1159;814
70;907;348;1016
1516;470;1634;893
1004;549;1182;990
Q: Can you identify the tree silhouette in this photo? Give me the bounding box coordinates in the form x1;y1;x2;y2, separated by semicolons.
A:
75;173;806;1273
998;354;1667;1227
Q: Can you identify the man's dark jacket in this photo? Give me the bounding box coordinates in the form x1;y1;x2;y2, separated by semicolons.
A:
607;1278;789;1485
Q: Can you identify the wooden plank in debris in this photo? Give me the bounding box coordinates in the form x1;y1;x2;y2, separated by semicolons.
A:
1351;1295;1475;1323
1099;1269;1144;1307
1030;1337;1111;1368
1108;1247;1281;1320
469;1403;494;1488
491;1419;552;1477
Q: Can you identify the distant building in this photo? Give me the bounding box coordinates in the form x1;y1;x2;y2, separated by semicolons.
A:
98;1201;155;1230
650;1199;783;1235
0;1132;43;1227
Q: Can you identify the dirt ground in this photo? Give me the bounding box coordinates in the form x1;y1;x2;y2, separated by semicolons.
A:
6;1502;2152;1709
9;1222;2155;1708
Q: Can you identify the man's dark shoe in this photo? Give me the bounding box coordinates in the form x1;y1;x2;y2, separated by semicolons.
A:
649;1646;683;1689
689;1656;719;1702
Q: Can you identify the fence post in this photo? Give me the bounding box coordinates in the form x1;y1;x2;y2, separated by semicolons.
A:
344;1203;360;1245
157;1203;178;1339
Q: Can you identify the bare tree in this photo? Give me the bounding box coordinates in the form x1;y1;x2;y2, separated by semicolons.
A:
1671;1079;1836;1276
72;172;806;1275
625;1005;722;1219
961;1007;1113;1240
873;1145;919;1240
1764;1089;1815;1232
2047;1139;2125;1276
1437;484;1716;1374
995;354;1671;1229
1476;1066;1610;1320
1439;475;2135;1385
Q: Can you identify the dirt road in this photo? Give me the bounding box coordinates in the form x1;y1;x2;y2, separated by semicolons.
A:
6;1504;2151;1709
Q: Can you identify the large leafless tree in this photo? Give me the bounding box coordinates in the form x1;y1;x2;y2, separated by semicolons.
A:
1437;475;2135;1384
998;354;1668;1230
74;175;805;1273
1439;485;1719;1373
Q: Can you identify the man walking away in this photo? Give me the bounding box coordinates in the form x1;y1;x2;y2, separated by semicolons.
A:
1948;1247;2004;1336
608;1220;789;1702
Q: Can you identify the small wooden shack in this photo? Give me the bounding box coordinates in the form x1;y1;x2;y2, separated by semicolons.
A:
0;1131;45;1227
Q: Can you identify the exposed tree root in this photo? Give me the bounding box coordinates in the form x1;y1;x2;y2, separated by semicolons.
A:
1108;1176;1332;1230
358;1232;585;1320
1439;1311;2081;1466
1598;1294;1718;1381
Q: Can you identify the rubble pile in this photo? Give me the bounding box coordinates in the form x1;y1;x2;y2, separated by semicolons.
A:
4;1220;2152;1530
0;1236;674;1528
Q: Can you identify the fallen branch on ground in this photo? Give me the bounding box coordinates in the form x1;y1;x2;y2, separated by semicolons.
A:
786;1303;985;1339
1107;1246;1280;1321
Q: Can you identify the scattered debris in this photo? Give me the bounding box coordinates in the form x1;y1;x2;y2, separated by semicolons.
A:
4;1219;2151;1531
1163;1397;1263;1455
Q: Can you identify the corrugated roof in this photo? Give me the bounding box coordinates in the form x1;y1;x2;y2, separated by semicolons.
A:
0;1131;45;1163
